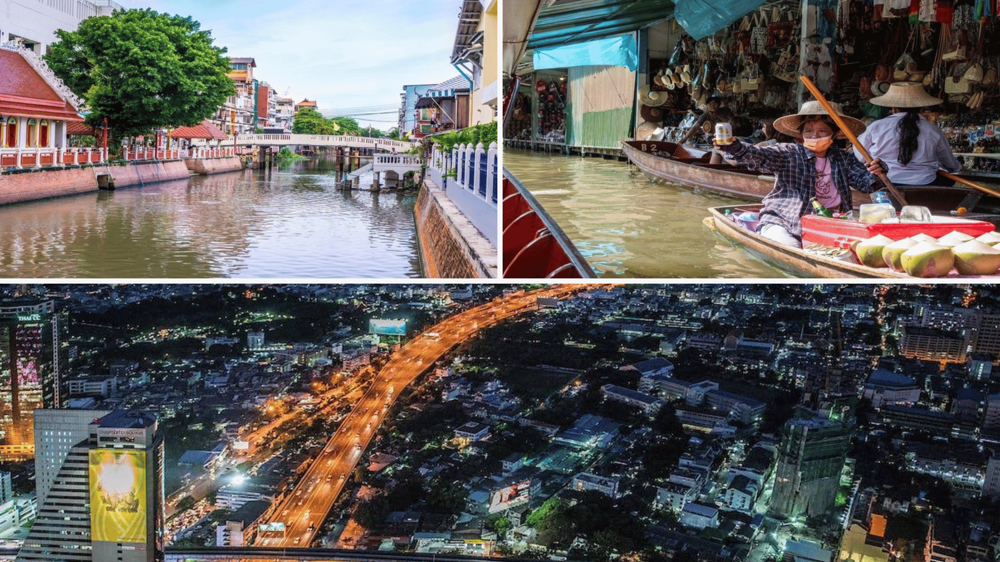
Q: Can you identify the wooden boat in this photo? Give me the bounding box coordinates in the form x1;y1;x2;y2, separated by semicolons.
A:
704;204;1000;279
622;140;779;201
502;169;597;278
623;140;1000;213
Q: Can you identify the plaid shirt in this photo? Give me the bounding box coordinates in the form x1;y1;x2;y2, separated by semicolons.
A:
721;140;883;240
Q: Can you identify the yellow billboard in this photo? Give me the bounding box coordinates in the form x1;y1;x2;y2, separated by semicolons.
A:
89;449;146;544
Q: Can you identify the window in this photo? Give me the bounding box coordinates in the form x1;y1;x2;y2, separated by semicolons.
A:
5;117;17;148
26;119;37;148
39;120;49;147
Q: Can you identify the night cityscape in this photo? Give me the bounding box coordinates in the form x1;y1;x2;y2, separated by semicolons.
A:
1;284;1000;562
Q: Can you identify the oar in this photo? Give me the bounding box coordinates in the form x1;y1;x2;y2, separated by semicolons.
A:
938;169;1000;200
799;76;908;206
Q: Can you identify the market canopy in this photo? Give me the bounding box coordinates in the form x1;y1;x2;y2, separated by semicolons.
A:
169;120;228;140
526;0;675;51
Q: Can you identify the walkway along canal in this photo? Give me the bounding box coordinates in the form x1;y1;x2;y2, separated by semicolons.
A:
0;158;422;278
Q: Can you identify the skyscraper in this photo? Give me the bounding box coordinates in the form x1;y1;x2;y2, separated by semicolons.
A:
18;410;164;562
770;413;852;519
0;300;66;453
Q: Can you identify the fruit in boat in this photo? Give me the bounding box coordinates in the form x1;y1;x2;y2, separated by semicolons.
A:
951;240;1000;275
854;235;894;268
975;231;1000;245
937;230;974;247
882;238;919;271
901;242;954;278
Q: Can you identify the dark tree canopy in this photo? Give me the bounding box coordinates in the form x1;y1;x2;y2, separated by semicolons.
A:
45;9;234;138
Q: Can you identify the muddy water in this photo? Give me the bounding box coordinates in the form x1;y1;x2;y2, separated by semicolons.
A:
0;159;421;278
504;149;783;278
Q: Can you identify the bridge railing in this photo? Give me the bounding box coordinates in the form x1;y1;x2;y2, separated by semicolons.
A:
232;134;415;151
373;154;422;167
428;142;497;247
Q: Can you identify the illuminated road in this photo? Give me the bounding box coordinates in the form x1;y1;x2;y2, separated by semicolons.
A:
257;286;591;548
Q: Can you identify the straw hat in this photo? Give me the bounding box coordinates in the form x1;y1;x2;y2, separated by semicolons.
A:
636;121;665;141
869;81;943;108
640;104;664;122
638;85;667;107
870;80;891;97
773;100;867;139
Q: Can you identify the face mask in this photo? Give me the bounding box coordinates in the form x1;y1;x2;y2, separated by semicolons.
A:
803;135;834;153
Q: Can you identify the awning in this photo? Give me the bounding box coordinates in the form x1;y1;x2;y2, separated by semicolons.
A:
526;0;675;51
673;0;768;40
533;33;638;71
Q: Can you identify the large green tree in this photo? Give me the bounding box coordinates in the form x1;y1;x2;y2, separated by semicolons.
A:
45;9;234;139
292;107;335;135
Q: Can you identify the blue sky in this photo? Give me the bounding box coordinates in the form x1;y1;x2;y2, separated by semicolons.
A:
118;0;463;130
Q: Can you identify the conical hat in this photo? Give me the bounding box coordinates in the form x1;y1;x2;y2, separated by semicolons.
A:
773;100;867;139
869;81;943;107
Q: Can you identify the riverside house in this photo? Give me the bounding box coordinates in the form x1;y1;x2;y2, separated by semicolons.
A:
0;43;105;169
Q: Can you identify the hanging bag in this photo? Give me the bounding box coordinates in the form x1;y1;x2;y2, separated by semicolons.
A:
751;11;769;55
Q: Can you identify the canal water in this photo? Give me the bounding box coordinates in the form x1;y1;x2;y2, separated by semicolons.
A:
505;149;782;278
0;158;422;278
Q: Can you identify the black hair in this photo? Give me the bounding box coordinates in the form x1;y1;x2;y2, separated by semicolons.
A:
896;108;920;166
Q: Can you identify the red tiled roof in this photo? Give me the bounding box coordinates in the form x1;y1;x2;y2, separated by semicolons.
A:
66;121;98;136
169;119;228;140
0;50;82;122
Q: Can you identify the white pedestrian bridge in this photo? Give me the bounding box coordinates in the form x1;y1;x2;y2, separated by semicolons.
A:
231;134;416;152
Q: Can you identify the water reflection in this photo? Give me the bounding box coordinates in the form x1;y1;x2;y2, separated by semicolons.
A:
0;159;421;278
504;149;783;278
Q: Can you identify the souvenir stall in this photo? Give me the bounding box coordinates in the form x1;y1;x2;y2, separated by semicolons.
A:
505;70;568;151
836;0;1000;179
635;0;1000;165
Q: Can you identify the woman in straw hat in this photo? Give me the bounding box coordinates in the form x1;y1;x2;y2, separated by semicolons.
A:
857;82;962;187
715;100;887;248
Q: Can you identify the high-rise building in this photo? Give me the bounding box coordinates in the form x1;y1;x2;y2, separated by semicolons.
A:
770;413;852;519
0;0;122;55
985;394;1000;434
18;410;164;562
984;456;1000;500
211;57;257;136
0;300;66;452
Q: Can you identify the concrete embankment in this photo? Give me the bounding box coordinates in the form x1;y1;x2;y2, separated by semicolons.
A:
184;156;243;175
414;179;497;278
0;157;243;206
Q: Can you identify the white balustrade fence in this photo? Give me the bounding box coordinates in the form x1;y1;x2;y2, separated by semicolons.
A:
427;142;498;247
1;145;235;172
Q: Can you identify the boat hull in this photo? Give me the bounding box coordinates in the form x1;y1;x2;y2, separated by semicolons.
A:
622;141;778;201
502;171;597;279
705;206;904;279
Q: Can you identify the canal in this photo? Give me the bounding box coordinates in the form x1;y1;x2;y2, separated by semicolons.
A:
0;159;422;278
504;149;783;278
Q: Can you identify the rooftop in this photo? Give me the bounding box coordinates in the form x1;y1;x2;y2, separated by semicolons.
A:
867;369;918;388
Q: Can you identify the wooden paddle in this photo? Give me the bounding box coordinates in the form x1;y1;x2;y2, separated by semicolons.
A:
938;170;1000;200
799;76;908;206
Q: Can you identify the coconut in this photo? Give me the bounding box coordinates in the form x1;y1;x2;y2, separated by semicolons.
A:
975;231;1000;245
952;240;1000;276
937;230;975;247
882;237;919;271
854;234;894;268
901;242;955;278
909;233;938;244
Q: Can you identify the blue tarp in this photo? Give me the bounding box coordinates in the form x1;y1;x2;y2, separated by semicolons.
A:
533;33;638;71
674;0;768;40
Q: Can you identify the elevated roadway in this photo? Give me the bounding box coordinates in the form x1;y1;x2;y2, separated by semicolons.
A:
256;286;590;549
